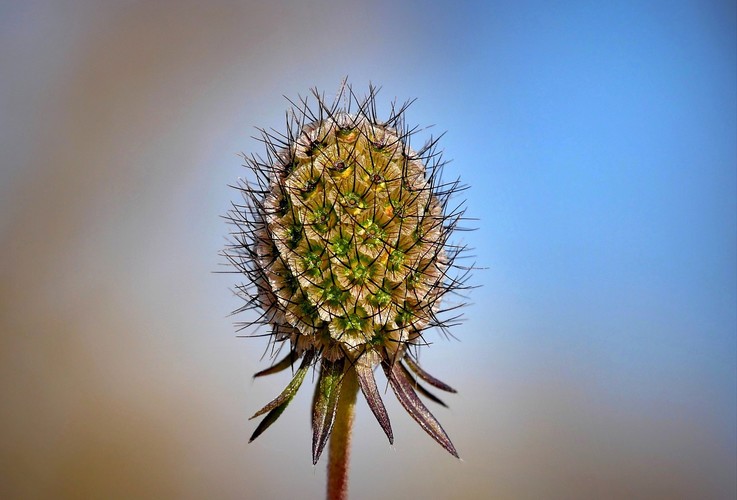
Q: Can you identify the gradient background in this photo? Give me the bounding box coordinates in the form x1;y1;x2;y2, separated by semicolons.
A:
1;1;735;498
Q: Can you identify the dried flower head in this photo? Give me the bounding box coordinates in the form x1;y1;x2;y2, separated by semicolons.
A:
224;82;473;464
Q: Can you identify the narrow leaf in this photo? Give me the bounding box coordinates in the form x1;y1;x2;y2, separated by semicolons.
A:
249;403;288;443
250;350;314;419
400;362;447;408
355;360;393;443
312;358;345;464
253;347;300;378
383;360;459;458
404;355;457;393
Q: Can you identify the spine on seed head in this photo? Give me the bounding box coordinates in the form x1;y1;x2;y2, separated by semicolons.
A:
227;90;470;362
224;83;474;460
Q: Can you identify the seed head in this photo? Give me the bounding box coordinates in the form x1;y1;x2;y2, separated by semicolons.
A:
224;82;474;464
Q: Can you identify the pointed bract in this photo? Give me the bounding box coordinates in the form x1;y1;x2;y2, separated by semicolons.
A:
250;350;314;419
312;358;345;464
404;355;457;393
355;358;393;443
249;402;289;443
383;360;459;458
400;362;448;408
253;347;300;378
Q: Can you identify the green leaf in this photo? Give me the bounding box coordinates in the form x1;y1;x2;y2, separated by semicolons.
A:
249;403;289;443
311;358;345;464
248;350;315;443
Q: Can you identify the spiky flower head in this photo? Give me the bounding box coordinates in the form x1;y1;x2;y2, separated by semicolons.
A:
224;82;472;464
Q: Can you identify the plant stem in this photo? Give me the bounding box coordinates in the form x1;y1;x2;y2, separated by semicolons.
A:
327;368;359;500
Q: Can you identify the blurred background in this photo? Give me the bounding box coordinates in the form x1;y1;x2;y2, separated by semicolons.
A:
1;0;735;498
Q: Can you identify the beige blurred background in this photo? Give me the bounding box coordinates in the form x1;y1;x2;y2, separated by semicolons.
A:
0;2;483;498
1;1;735;499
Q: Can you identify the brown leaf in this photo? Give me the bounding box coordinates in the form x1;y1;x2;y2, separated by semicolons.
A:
383;360;458;458
355;359;393;443
404;355;457;393
400;362;447;407
253;347;300;378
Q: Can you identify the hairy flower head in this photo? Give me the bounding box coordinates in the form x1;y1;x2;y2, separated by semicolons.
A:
224;82;473;463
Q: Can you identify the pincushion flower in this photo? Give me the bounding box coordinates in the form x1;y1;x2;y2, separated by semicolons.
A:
224;82;472;498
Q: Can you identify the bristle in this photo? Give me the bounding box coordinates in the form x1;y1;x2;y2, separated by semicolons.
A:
224;81;475;460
